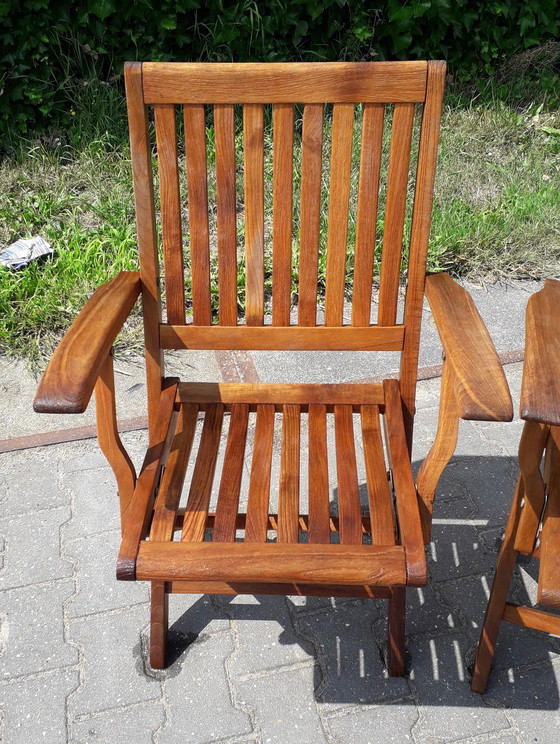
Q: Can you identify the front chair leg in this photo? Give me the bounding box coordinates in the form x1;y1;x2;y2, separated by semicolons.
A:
387;587;406;676
150;580;168;669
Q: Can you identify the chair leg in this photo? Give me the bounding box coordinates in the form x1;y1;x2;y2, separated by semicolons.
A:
387;587;406;676
471;477;523;693
150;580;168;669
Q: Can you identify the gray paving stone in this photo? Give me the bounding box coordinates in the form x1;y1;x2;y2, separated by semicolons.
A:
68;605;160;717
235;663;326;744
65;530;149;617
0;669;79;744
296;601;409;707
409;631;511;742
63;467;120;541
62;443;112;473
157;632;253;743
404;584;465;638
222;595;313;677
0;506;73;590
1;579;77;678
72;701;165;744
426;522;490;583
326;700;418;744
1;450;66;516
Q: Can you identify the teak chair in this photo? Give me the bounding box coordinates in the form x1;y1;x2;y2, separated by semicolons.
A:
472;279;560;693
34;61;513;677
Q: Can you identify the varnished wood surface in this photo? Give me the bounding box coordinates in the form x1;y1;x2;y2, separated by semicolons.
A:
137;541;408;585
176;382;385;406
272;103;294;326
142;61;428;104
160;324;405;350
167;580;391;598
536;426;560;608
521;279;560;426
424;272;513;422
34;272;141;414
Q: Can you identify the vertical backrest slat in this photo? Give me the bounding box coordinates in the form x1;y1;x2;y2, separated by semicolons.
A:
214;104;238;326
272;104;294;326
243;103;265;326
352;103;384;326
184;104;212;325
377;102;415;326
400;62;446;444
324;103;355;327
154;104;185;325
297;104;324;327
125;62;163;442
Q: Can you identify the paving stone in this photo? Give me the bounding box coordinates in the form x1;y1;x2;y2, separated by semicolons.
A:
65;530;149;617
1;579;77;678
219;595;313;677
409;631;510;742
72;701;165;744
63;467;120;541
68;605;160;716
235;663;326;744
1;451;66;516
157;632;253;743
326;700;418;744
163;593;231;666
482;658;560;742
62;443;111;473
427;521;490;583
287;595;359;614
0;506;73;590
296;601;409;707
0;669;79;744
404;584;465;638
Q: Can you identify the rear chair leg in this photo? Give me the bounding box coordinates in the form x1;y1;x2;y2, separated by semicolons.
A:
150;580;168;669
387;587;406;676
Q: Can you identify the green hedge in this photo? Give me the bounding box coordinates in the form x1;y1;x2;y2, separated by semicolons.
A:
1;0;559;140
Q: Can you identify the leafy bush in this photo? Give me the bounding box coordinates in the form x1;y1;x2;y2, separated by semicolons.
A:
1;0;559;143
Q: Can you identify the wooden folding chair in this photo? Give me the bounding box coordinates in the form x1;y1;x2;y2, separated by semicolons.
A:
34;61;512;678
472;279;560;693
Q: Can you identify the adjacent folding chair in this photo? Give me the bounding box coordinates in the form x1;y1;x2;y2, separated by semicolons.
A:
472;279;560;693
34;61;513;678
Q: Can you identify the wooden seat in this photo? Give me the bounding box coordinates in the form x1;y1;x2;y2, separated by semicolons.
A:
472;279;560;693
34;61;513;681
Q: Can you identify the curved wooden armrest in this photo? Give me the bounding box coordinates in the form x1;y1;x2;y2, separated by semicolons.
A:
424;272;513;421
521;279;560;426
34;271;141;414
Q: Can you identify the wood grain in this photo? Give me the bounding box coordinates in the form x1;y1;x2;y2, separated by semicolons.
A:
214;103;238;326
244;103;265;325
272;103;294;326
245;404;275;542
161;324;404;351
278;404;301;543
360;405;395;545
155;103;185;324
142;62;428;104
308;405;331;544
424;272;513;422
34;272;141;414
334;405;362;544
184;103;211;325
521;279;560;426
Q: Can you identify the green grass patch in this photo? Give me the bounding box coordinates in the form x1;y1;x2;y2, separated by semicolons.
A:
1;75;559;363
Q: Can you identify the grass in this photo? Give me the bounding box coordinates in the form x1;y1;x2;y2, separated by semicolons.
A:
0;63;559;364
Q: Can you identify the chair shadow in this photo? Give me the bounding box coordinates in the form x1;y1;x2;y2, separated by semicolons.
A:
160;454;560;709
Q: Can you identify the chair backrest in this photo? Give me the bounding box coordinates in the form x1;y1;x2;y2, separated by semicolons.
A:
125;61;445;438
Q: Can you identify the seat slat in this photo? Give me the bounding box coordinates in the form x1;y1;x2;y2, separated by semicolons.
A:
215;104;238;326
245;404;275;542
298;103;324;327
352;103;384;326
181;404;224;542
361;405;395;545
308;405;331;544
244;103;265;326
154;104;185;325
334;405;363;544
272;104;294;326
184;104;212;325
325;104;355;327
151;403;199;542
378;103;415;326
278;404;301;543
537;426;560;608
137;541;408;585
213;403;249;542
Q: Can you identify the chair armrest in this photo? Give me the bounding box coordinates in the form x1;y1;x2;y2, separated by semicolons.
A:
521;279;560;426
34;271;141;414
424;272;513;421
